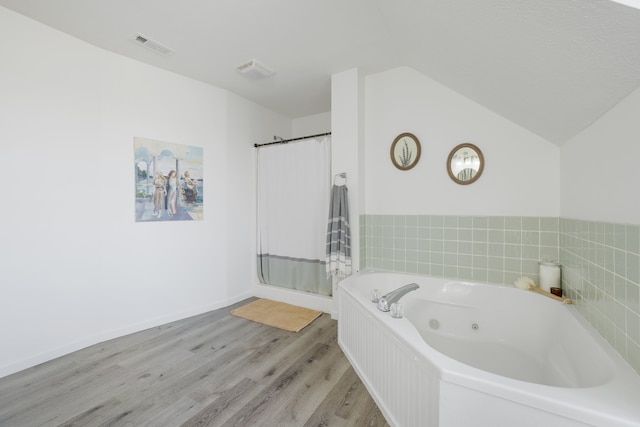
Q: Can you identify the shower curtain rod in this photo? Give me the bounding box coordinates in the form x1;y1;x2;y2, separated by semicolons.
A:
254;132;331;148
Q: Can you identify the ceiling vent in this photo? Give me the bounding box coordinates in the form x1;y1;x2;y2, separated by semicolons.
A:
131;33;175;56
235;59;275;78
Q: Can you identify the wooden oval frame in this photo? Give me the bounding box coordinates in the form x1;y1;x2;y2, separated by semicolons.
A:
447;143;484;185
390;132;421;171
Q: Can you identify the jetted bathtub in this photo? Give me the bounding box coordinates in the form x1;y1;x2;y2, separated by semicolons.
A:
337;270;640;427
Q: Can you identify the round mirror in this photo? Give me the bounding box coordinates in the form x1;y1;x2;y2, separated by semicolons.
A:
390;132;421;170
447;143;484;185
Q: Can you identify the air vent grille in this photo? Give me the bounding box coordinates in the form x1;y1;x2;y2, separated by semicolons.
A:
235;59;275;78
131;33;175;56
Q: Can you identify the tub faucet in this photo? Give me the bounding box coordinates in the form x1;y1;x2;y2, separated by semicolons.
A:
377;283;419;312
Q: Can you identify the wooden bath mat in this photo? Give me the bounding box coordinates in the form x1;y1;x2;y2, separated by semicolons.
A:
231;299;322;332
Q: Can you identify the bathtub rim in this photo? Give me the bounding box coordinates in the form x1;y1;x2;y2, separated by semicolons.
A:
339;269;640;427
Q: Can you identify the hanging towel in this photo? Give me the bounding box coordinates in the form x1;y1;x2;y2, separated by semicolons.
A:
326;183;352;279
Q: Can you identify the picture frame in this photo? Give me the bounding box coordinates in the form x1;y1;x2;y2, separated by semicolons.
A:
446;143;484;185
390;132;421;171
134;137;204;222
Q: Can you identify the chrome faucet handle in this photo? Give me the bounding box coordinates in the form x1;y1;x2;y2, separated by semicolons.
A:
390;303;403;319
377;297;390;312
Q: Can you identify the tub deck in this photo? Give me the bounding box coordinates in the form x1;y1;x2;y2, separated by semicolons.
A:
338;270;640;427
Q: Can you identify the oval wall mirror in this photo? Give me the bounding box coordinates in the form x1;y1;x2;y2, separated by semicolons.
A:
390;132;421;171
447;143;484;185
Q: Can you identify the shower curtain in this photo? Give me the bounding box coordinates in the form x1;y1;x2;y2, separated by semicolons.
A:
256;136;332;296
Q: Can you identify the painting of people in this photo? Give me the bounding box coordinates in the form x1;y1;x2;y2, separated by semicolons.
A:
134;137;203;222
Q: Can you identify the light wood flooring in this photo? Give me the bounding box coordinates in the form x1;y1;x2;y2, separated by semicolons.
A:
0;298;389;427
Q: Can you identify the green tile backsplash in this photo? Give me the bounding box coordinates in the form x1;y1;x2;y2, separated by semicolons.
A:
360;215;559;287
560;218;640;373
359;214;640;373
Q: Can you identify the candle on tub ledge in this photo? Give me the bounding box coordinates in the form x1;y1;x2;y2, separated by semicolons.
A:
539;260;561;293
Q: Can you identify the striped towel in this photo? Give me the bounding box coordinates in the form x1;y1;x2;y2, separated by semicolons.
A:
326;184;352;279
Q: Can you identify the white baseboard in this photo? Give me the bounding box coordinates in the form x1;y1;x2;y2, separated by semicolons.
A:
0;292;253;380
252;284;333;313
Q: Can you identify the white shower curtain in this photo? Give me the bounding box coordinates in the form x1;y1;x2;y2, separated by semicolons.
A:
256;136;332;296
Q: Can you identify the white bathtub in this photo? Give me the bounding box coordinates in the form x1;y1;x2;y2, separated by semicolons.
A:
337;270;640;427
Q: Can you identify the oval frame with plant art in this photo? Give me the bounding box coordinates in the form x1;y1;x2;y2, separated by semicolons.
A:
390;132;421;171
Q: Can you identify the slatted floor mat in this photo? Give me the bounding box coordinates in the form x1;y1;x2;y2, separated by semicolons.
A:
230;298;322;332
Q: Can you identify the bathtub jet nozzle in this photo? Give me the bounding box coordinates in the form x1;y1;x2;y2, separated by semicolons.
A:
377;283;419;312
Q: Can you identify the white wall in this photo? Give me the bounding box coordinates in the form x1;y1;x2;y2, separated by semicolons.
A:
0;7;290;378
329;69;366;318
226;93;291;302
292;112;331;138
560;85;640;224
332;69;365;264
365;67;560;216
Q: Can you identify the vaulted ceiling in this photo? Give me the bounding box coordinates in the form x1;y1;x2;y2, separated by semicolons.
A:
2;0;640;145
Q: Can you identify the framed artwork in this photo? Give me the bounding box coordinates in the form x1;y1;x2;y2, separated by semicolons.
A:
446;143;484;185
390;132;421;170
134;137;203;222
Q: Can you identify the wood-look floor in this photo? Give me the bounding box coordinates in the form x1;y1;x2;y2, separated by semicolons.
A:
0;299;389;427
